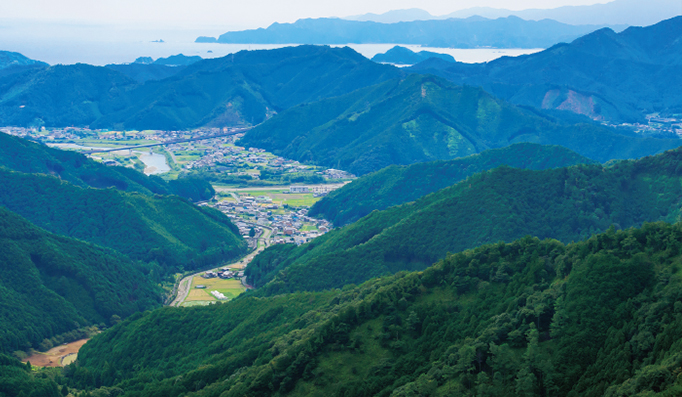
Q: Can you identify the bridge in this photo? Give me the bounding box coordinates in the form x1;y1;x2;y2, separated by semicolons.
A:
83;127;252;154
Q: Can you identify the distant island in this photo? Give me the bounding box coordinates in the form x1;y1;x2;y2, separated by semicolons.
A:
196;16;607;48
371;46;455;65
151;39;165;43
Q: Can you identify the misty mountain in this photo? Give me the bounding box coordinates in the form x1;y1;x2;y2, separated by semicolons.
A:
409;16;682;123
199;16;605;49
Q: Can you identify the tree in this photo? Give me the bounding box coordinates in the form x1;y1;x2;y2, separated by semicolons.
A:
249;227;256;238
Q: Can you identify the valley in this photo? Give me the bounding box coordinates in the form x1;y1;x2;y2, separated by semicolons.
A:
1;10;681;397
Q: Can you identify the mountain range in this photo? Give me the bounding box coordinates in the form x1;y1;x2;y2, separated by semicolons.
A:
0;46;401;130
410;16;682;123
247;146;682;295
237;73;680;175
308;143;597;227
345;0;682;27
198;16;606;49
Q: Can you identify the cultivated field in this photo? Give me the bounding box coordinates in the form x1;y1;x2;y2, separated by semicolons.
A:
181;276;246;307
22;339;89;367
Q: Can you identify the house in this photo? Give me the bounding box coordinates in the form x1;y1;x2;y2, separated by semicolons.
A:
289;186;309;193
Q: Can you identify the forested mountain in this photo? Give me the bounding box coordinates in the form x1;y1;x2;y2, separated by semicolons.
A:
199;16;604;48
104;63;187;83
238;73;680;175
409;16;682;123
0;354;63;397
371;46;455;65
69;222;682;396
309;143;597;226
247;146;682;293
0;51;48;78
0;46;401;130
0;207;161;353
0;132;214;201
0;169;247;272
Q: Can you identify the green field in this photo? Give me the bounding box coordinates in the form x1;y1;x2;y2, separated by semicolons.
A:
186;276;246;303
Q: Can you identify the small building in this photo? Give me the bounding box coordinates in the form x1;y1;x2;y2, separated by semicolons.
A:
195;285;207;289
290;186;309;193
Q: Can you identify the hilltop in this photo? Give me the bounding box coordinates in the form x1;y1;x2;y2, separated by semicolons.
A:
309;143;597;227
409;16;682;122
372;46;455;65
247;146;682;294
238;74;680;175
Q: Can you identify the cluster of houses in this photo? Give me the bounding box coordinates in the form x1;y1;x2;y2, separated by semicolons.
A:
201;268;245;279
270;209;331;245
320;168;356;179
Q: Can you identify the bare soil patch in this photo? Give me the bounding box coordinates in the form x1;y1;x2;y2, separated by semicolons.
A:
22;339;89;367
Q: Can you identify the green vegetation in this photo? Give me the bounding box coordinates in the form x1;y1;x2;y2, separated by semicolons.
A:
67;222;682;396
247;146;682;293
0;46;401;130
0;207;161;354
0;132;215;201
238;74;680;175
310;143;597;226
410;16;682;123
0;168;247;272
0;354;63;397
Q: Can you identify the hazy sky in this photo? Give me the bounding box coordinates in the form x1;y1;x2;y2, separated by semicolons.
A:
2;1;613;30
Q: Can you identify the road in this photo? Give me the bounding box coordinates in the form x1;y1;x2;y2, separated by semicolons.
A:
168;223;273;307
83;128;252;154
214;182;349;193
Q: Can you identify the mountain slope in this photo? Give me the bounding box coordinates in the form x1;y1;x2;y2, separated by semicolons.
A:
0;132;215;201
309;143;597;226
247;146;682;293
238;74;680;175
71;222;682;397
0;46;402;130
0;169;247;271
409;16;682;122
204;16;604;49
0;207;161;353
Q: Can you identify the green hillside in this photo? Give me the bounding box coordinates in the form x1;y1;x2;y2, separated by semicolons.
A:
0;207;161;353
0;46;402;130
70;222;682;396
410;16;682;123
309;143;597;226
0;132;215;201
238;74;680;175
247;146;682;293
0;169;247;272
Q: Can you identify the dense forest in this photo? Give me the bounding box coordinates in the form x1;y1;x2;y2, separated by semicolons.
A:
0;132;215;201
238;73;680;175
409;16;682;123
0;46;401;130
0;168;247;272
247;146;682;293
309;143;597;226
0;207;161;354
65;222;682;396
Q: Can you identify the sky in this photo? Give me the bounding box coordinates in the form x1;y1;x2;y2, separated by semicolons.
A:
2;1;614;32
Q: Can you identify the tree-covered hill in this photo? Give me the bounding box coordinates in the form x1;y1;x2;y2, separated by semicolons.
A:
247;146;682;293
69;222;682;396
0;169;247;272
309;143;597;226
371;46;455;65
409;16;682;123
0;132;214;201
238;73;680;175
0;46;402;130
0;207;161;354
